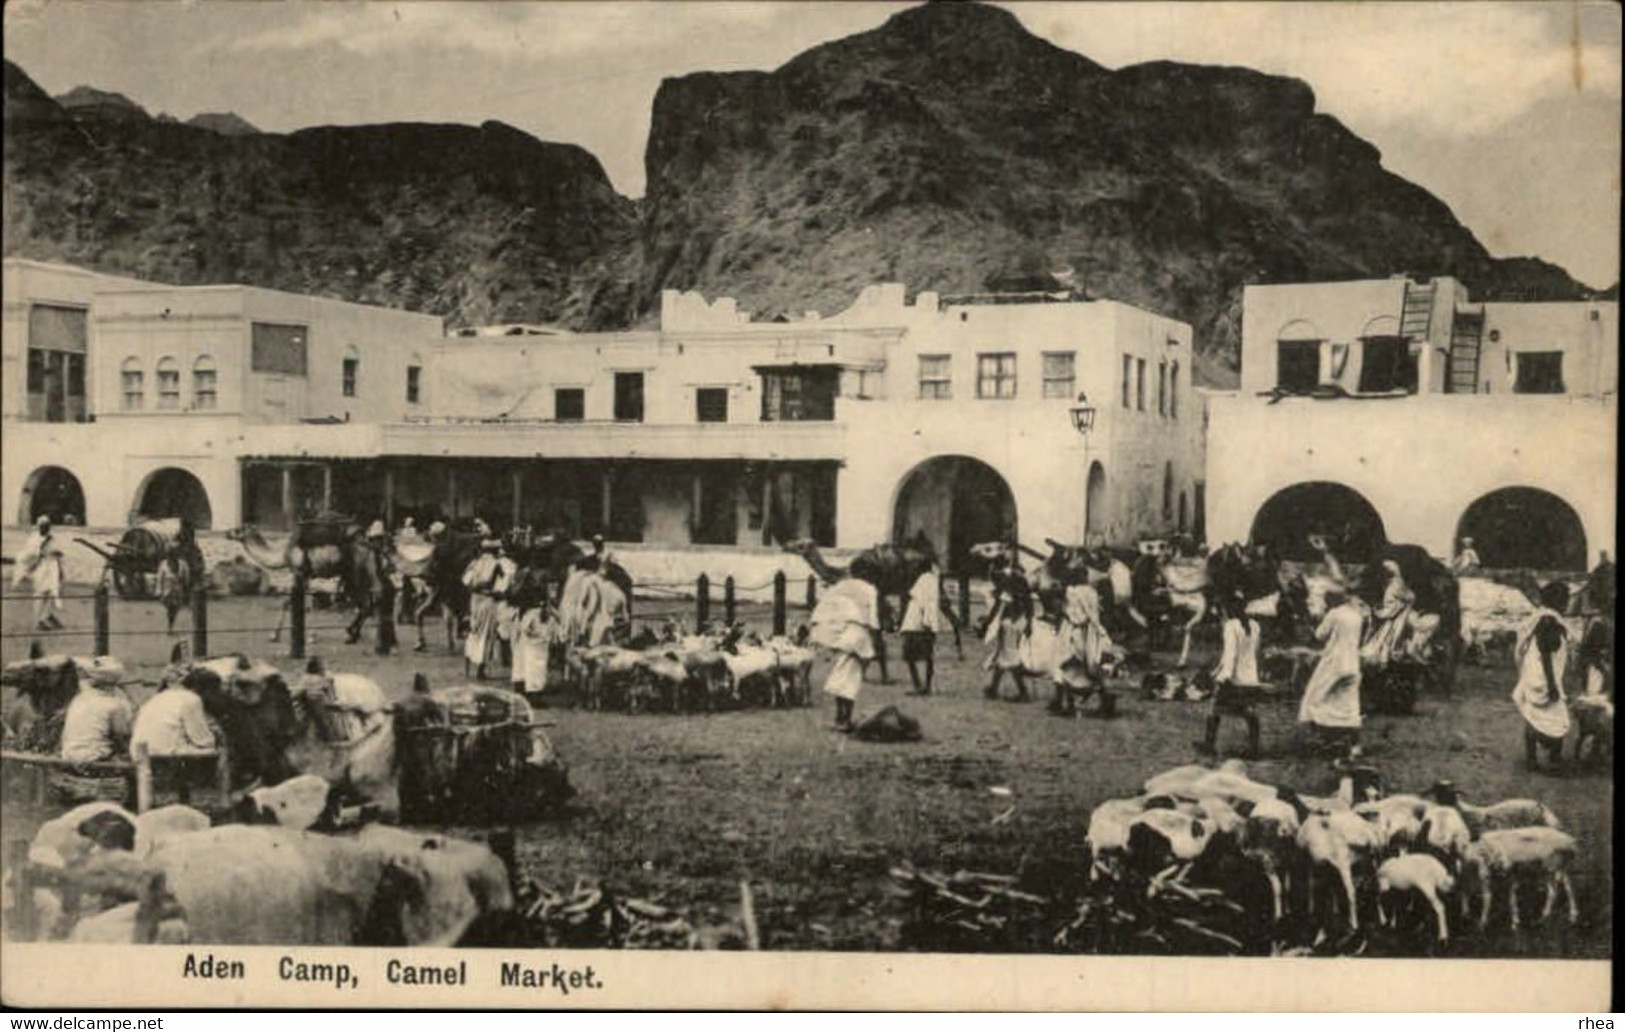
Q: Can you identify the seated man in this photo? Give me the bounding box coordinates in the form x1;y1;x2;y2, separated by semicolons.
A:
131;667;218;759
60;657;134;763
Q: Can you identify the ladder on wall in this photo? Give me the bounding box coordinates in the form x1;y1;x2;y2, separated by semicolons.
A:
1446;306;1485;394
1399;280;1436;341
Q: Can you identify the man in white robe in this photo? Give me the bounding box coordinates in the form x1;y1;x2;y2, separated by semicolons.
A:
811;577;879;731
1298;579;1365;760
13;516;66;631
1511;583;1573;772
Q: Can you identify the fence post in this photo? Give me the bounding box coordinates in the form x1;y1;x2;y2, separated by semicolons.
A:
696;573;710;629
806;575;818;610
772;571;787;637
723;576;736;627
93;583;111;658
959;572;972;630
191;585;209;660
290;575;307;660
9;839;36;941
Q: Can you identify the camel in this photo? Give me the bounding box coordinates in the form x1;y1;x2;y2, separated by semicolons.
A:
392;528;481;653
781;535;958;682
227;523;392;645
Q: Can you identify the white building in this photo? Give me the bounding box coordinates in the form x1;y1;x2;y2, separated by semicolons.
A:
1205;275;1617;570
4;261;1204;572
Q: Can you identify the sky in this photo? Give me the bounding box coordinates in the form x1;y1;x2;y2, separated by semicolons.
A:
5;1;1620;287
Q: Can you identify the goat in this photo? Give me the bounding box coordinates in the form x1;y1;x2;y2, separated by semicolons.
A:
1084;796;1146;882
1296;814;1361;936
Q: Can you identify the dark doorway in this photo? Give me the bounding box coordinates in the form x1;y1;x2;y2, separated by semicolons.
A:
134;468;213;529
1457;487;1586;570
20;466;86;526
614;373;645;422
893;456;1017;575
1250;481;1386;563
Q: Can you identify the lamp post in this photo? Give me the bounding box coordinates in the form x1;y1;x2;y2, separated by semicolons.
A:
1069;392;1096;437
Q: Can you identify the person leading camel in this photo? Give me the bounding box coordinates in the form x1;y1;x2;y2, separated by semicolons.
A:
1511;582;1573;774
811;575;880;731
983;555;1033;701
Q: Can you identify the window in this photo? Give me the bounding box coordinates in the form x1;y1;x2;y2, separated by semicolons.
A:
1276;340;1321;392
341;346;359;398
1135;358;1146;411
1162;462;1174;521
121;358;144;411
26;304;88;423
555;387;585;422
1169;362;1180;419
1157;361;1167;415
406;359;421;405
250;322;308;376
1042;352;1075;399
760;368;837;421
1122;354;1133;408
695;387;729;423
614;372;644;422
1514;352;1565;394
976;353;1017;399
156;357;181;410
1357;336;1415;394
192;356;218;410
918;355;952;399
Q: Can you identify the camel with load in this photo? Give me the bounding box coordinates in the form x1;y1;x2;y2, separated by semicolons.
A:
226;520;393;645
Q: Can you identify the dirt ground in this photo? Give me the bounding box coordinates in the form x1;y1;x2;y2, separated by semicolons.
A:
1;589;1612;957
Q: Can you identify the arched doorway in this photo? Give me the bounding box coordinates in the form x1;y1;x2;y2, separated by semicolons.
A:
132;467;212;529
18;466;86;527
1457;487;1586;571
1085;461;1107;544
893;456;1016;574
1250;481;1386;563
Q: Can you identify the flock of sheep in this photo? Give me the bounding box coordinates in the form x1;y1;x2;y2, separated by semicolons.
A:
565;622;816;714
1085;759;1578;949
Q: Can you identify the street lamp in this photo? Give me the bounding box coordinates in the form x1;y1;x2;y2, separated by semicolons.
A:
1069;392;1097;437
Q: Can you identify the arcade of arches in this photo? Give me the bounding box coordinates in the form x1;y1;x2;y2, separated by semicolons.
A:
893;456;1016;575
1250;481;1387;563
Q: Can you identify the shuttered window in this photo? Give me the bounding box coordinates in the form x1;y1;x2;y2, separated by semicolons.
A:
193;356;218;410
156;357;181;410
251;322;308;376
1042;352;1075;399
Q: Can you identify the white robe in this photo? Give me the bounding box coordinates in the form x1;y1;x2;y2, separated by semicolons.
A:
511;609;561;693
1215;617;1262;687
899;571;942;634
462;554;502;666
813;579;878;701
1511;607;1571;740
1299;601;1364;729
1055;584;1111;689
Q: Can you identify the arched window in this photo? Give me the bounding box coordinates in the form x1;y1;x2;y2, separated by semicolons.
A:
156;357;180;410
1169;361;1180;419
120;357;144;411
406;353;422;405
192;355;218;410
341;344;360;398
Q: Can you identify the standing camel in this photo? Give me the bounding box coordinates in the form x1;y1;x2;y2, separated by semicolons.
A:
226;523;392;645
782;536;956;683
393;527;481;653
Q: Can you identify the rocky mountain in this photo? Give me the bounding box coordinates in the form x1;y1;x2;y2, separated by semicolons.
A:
4;62;634;327
54;84;149;123
187;112;259;136
596;2;1589;372
2;3;1598;379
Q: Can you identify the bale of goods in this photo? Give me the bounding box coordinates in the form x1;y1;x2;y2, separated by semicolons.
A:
397;686;571;824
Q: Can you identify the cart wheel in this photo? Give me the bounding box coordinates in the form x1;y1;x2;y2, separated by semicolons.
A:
114;567;148;600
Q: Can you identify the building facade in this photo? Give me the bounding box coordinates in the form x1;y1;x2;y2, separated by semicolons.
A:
1206;275;1617;570
4;260;1203;571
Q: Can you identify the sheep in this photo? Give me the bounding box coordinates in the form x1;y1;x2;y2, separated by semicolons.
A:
1239;795;1304;923
1355;795;1430;854
1296;814;1361;935
1376;853;1456;944
1125;807;1212;875
133;805;212;858
1142;759;1250;799
1456;798;1562;838
1461;828;1579;932
765;637;816;707
235;775;337;832
1084;796;1147;881
1418;805;1473;870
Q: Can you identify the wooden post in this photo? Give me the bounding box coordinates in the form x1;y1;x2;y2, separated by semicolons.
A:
290;575;307;660
760;469;774;546
696;573;710;628
191;584;209;659
8;840;35;941
724;576;736;626
133;741;153;814
215;741;232;806
772;571;787;636
511;467;524;529
93;583;111;657
447;467;459;520
600;469;613;534
279;465;294;531
383;465;396;527
806;575;818;610
321;464;333;514
959;572;972;629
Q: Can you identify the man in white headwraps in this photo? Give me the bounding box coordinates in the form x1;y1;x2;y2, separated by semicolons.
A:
59;657;133;763
1511;582;1573;773
1359;559;1413;669
1298;576;1366;760
13;516;66;631
811;575;880;731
